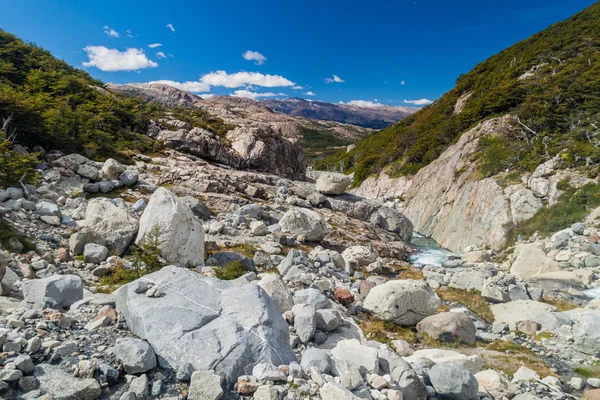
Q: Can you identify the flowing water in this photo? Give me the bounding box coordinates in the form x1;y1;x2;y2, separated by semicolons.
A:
408;232;458;267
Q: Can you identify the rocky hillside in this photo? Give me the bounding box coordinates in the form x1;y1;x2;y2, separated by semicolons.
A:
262;97;417;129
109;83;373;160
1;136;600;399
327;2;600;252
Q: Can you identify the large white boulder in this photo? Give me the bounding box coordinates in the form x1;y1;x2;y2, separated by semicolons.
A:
115;266;296;388
405;349;483;374
279;207;329;242
316;172;351;195
510;242;561;280
136;188;205;267
82;198;139;255
363;279;440;325
490;300;556;330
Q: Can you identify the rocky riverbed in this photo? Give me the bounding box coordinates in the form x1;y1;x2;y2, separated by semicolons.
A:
1;145;600;400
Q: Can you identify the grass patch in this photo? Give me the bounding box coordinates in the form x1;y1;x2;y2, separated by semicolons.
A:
482;354;555;378
214;260;247;280
540;296;579;312
390;263;425;280
220;243;258;258
574;367;600;379
299;127;353;160
98;263;139;293
534;332;553;341
436;287;493;321
358;314;418;344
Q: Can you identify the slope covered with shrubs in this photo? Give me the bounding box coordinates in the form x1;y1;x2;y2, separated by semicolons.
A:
317;3;600;185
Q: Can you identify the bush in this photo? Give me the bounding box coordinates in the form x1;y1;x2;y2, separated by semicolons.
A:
0;136;38;186
214;260;247;280
131;226;165;275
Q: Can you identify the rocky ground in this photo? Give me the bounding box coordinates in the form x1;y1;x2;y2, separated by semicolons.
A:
1;146;600;400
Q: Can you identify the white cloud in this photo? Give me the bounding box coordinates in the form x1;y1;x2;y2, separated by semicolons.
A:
401;80;406;85
103;26;119;38
303;91;316;96
200;70;294;88
126;29;134;38
83;46;158;72
341;100;385;108
403;98;433;105
166;23;175;32
149;80;210;93
148;43;162;48
231;90;282;100
199;93;215;99
242;50;267;65
156;51;166;59
324;74;344;83
292;85;304;90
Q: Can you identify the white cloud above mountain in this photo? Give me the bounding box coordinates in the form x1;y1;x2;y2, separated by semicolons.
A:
149;80;211;93
83;46;158;72
325;74;344;83
403;98;432;105
292;85;304;90
148;43;162;48
200;70;294;88
156;52;166;59
166;23;175;32
242;50;267;65
232;90;283;100
103;26;119;38
303;91;316;96
340;100;385;108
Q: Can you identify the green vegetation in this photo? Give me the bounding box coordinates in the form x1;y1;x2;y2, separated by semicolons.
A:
131;226;165;275
0;135;39;186
508;182;600;241
0;30;232;163
220;243;258;258
214;260;247;280
574;367;600;378
318;3;600;186
436;288;493;321
98;226;165;292
358;314;418;344
299;127;353;159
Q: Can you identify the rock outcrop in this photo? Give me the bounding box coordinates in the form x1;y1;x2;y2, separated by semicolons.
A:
115;266;296;387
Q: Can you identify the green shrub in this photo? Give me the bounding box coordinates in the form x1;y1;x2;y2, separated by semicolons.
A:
214;260;247;280
0;136;38;186
132;226;165;275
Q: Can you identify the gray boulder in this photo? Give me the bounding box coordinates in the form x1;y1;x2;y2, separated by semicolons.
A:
331;339;379;375
369;206;413;242
575;313;600;355
320;382;361;399
300;348;331;374
416;312;476;344
119;170;139;186
101;158;125;180
257;274;294;313
22;275;83;310
115;338;157;374
188;370;223;400
83;243;109;264
181;196;211;220
363;280;441;325
82;198;139;255
34;364;101;400
429;363;479;400
136;188;205;267
279;207;329;242
115;266;295;388
315;172;351;195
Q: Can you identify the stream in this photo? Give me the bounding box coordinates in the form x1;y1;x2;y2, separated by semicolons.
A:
408;232;458;267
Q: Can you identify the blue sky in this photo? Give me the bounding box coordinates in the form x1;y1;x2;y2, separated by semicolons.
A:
2;0;597;106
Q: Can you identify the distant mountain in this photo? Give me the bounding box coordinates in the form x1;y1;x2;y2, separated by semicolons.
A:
108;83;373;159
262;98;417;129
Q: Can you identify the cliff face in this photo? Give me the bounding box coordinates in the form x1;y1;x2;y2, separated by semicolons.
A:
354;117;514;252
